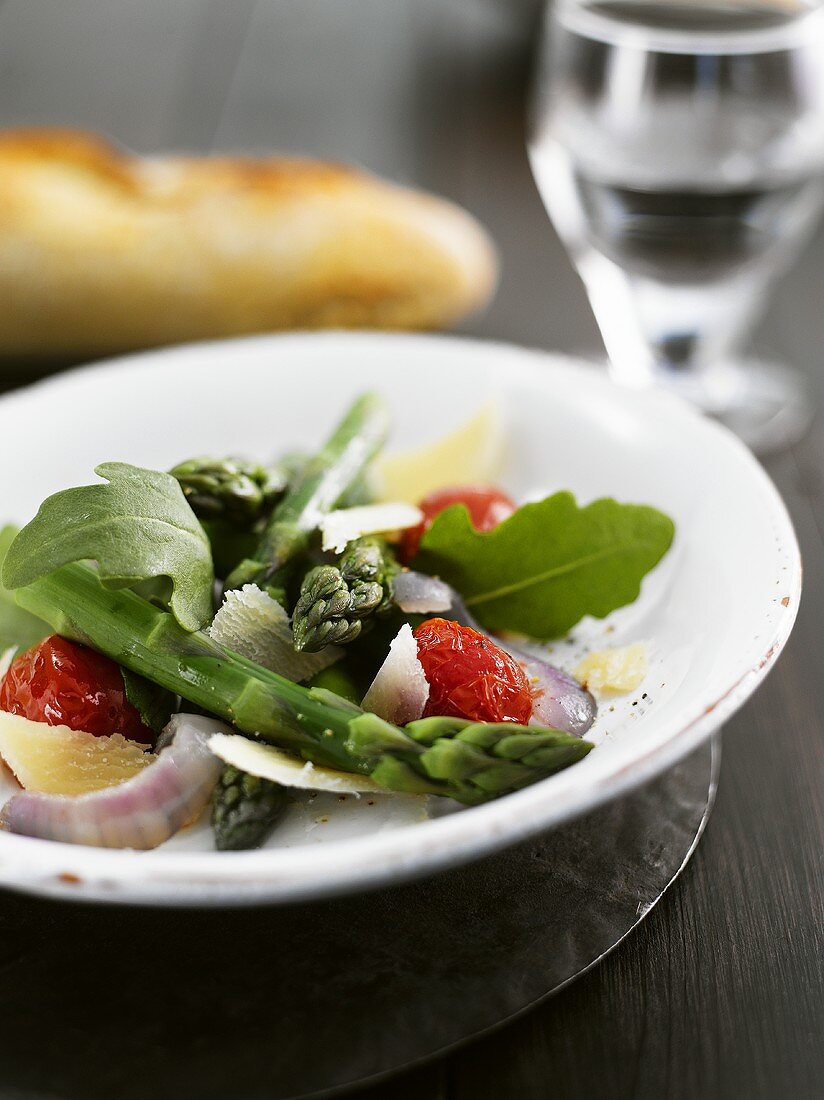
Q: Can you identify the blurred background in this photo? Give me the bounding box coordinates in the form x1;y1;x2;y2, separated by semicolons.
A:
0;0;821;385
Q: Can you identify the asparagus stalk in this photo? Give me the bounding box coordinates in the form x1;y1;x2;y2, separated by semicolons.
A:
212;765;288;850
292;536;399;652
12;563;592;804
224;394;389;591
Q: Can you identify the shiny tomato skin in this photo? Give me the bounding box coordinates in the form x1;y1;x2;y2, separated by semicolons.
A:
400;485;516;562
0;635;153;743
413;618;533;725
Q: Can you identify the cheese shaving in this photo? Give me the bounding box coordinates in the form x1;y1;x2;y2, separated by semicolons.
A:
361;623;429;725
208;734;388;795
209;584;341;682
321;503;423;554
575;643;648;694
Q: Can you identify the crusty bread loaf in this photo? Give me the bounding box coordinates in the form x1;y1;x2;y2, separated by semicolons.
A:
0;130;497;357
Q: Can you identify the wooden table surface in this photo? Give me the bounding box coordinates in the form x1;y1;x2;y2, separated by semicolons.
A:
0;3;821;1098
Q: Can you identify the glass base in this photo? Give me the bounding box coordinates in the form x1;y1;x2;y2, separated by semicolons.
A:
627;360;814;455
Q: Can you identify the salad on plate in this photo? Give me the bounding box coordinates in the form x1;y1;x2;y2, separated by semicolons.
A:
0;393;674;851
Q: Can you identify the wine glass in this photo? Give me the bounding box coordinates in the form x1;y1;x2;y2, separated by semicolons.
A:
528;0;824;452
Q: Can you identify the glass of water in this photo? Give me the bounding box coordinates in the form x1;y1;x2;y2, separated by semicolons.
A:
529;0;824;452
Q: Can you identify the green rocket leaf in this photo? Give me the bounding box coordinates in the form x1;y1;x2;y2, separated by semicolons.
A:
2;463;214;631
415;492;675;640
120;667;175;734
0;525;49;651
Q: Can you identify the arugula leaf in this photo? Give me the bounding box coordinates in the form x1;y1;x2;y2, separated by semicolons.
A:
0;525;49;651
120;668;175;734
415;492;675;640
2;463;214;632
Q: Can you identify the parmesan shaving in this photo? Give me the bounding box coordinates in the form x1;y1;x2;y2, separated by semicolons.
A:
208;734;388;795
362;623;429;725
209;584;341;682
575;643;648;694
321;503;423;554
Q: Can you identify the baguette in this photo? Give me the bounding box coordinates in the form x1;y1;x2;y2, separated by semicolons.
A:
0;129;497;357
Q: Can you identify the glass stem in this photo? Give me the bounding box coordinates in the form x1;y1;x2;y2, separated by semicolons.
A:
575;249;767;406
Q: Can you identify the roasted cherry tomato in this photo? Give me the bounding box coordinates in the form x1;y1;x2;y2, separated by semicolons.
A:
400;485;516;562
413;617;533;725
0;635;153;743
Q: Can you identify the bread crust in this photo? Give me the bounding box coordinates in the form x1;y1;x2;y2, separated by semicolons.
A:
0;129;497;356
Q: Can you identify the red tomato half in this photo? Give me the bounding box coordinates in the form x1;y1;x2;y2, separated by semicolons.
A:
400;485;516;562
414;618;533;725
0;635;153;743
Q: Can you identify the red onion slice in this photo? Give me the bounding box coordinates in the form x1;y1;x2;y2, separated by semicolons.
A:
393;571;596;736
521;657;596;735
0;714;225;849
390;572;454;614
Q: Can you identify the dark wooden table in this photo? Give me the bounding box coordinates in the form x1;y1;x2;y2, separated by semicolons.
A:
0;3;821;1098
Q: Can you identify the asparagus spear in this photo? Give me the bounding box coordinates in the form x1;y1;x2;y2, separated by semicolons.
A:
292;536;399;652
12;562;592;805
224;394;389;591
170;457;291;525
175;452;372;523
212;764;288;850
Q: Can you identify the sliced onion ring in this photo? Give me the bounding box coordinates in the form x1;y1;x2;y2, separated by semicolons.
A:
390;571;454;614
520;656;596;735
0;714;225;849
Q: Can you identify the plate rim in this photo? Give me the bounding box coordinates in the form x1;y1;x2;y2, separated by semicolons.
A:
0;331;802;905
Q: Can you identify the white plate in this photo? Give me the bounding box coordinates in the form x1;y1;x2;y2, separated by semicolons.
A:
0;333;800;905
